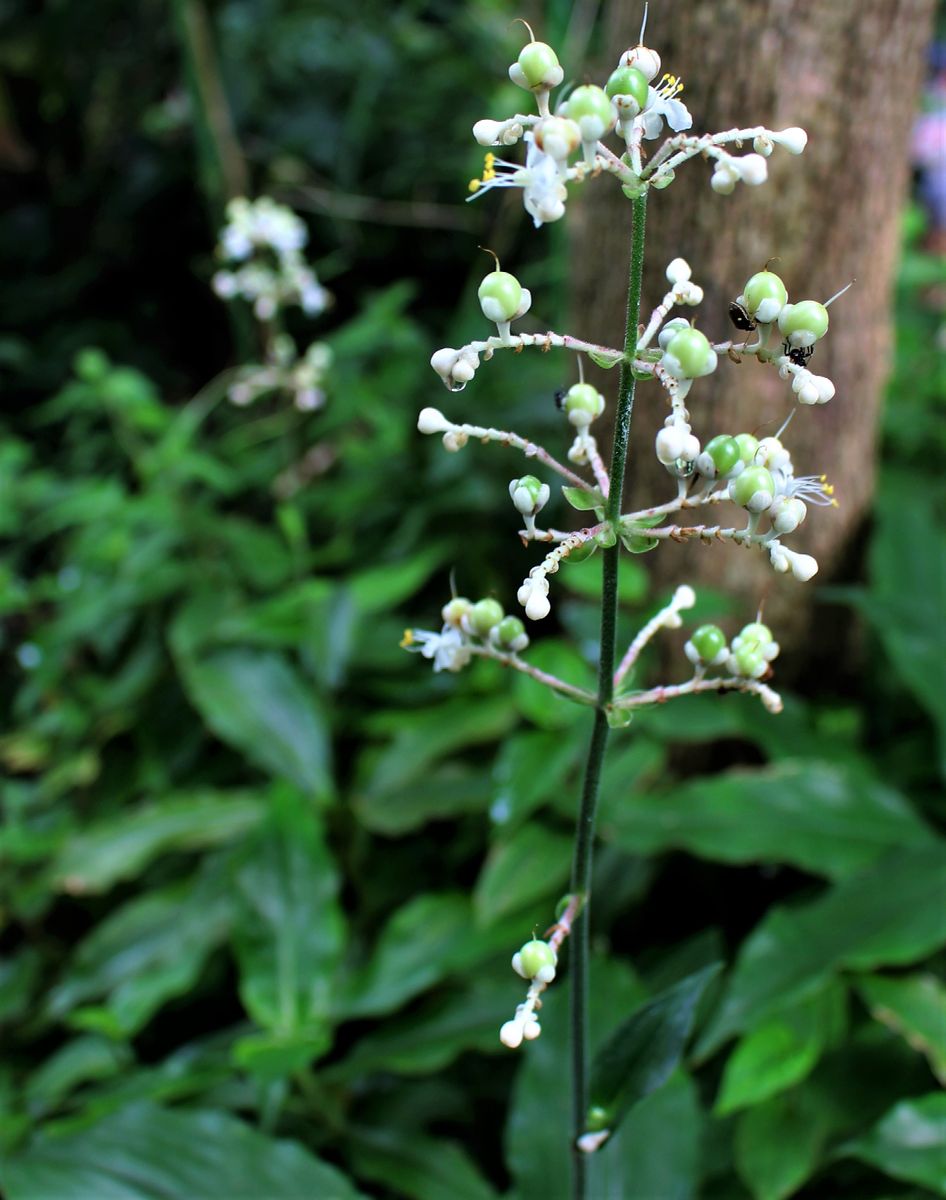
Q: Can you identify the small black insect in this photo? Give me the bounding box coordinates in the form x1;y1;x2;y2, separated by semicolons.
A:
728;300;757;333
782;340;814;368
554;388;568;410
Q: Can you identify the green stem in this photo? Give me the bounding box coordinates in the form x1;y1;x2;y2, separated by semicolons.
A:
569;192;648;1199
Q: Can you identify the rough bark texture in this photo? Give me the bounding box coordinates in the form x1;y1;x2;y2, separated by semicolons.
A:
570;0;934;666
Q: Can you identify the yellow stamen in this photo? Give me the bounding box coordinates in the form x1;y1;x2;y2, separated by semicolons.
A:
468;178;482;193
468;153;497;192
658;72;684;97
400;629;415;648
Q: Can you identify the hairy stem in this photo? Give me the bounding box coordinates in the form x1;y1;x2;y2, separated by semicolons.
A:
569;193;647;1199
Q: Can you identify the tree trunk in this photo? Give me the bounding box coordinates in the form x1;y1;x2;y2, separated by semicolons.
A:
570;0;933;669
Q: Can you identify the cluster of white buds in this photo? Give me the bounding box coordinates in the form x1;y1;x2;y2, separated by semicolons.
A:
500;937;559;1049
429;346;482;393
664;258;704;306
685;619;780;680
561;381;606;463
212;197;329;320
401;594;530;674
227;339;332;411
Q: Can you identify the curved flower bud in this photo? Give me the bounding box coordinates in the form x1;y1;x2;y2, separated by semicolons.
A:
619;44;661;81
771;126;808;155
733;153;768;186
417;406;451;435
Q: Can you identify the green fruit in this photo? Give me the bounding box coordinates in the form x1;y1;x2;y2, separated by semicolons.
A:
734;433;760;464
478;270;522;323
496;615;527;649
441;597;472;626
469;598;504;636
691;624;727;662
518;939;556;978
738;621;772;649
663;327;717;379
605;66;648;109
518;41;560;88
743;271;787;319
566;84;613;135
731;465;775;510
735;645;764;677
564;383;603;424
703;434;740;477
586;1106;611;1132
778;300;829;342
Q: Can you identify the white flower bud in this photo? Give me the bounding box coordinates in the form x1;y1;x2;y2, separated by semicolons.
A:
417;407;450;435
500;1020;524;1049
772;126;808;155
735;154;768;186
451;359;475;384
523;1020;542;1040
511;951;527;979
753;133;774;157
619;45;661;81
666;257;691;284
655;425;688;465
674;584;696;609
578;1131;611;1154
473;119;504;146
680;433;701;462
442;430;468;452
812;374;835;403
768;495;807;534
675;282;704;306
658;317;690;350
785;548;818;581
711;169;737;195
430;347;458;380
525;589;551;621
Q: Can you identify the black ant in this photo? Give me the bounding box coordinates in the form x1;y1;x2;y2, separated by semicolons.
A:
782;340;814;368
554;388;567;411
728;300;757;333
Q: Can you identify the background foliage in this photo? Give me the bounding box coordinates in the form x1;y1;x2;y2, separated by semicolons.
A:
1;2;944;1198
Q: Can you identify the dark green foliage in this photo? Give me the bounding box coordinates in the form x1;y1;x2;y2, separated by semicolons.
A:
0;3;944;1197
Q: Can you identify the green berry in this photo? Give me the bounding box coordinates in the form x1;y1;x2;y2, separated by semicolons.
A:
743;271;787;321
605;66;648;110
518;939;556;979
734;433;760;464
564;383;604;427
478;270;522;323
469;598;504;636
586;1105;611;1132
662;327;717;379
703;434;740;477
778;300;829;345
691;624;727;662
734;645;765;677
517;41;560;89
441;597;472;627
738;621;773;649
496;615;528;650
565;85;613;138
731;465;775;511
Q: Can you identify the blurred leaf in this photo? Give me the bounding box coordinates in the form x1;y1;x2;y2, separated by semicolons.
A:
355;764;492;835
865;473;946;774
24;1037;129;1116
599;761;935;881
559;556;648;604
473;823;573;928
335;894;469;1020
715;979;847;1116
0;950;41;1025
734;1086;832;1200
490;729;584;827
46;872;232;1038
232;788;344;1068
1;1103;364;1199
329;977;513;1079
348;1129;497;1200
840;1094;946;1195
513;640;595;729
854;973;946;1085
177;647;332;798
698;845;946;1056
585;963;721;1139
349;545;446;615
50;791;264;894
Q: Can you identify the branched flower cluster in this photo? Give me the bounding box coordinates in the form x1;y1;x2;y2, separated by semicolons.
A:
404;15;841;1054
212;196;333;412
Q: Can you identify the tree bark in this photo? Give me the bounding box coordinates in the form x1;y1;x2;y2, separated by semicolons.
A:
570;0;934;665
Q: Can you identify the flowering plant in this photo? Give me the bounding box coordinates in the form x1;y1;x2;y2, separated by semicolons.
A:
403;12;848;1192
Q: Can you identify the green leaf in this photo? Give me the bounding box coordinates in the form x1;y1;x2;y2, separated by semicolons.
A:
349;543;446;615
587;347;625;370
490;729;584;827
348;1129;497;1200
512;640;595;730
49;791;264;894
715;979;847;1115
25;1037;130;1115
599;761;935;881
697;845;946;1057
840;1094;946;1195
561;484;604;511
354;764;491;836
585;962;721;1138
232;787;344;1065
335;893;470;1020
1;1103;365;1199
178;648;332;797
558;557;647;604
46;874;233;1037
854;973;946;1085
620;530;659;554
734;1087;832;1200
473;824;573;928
